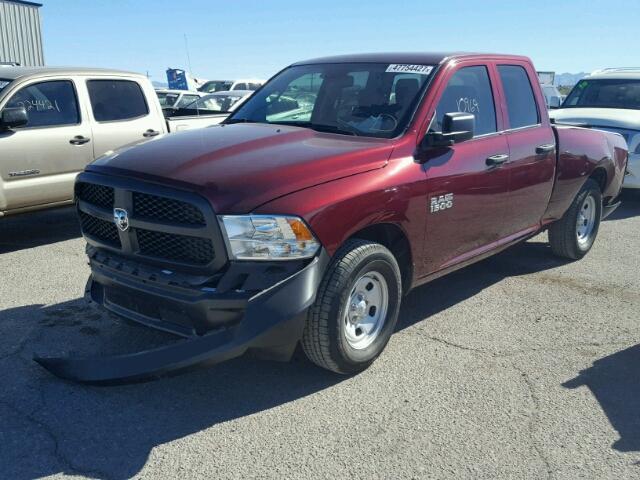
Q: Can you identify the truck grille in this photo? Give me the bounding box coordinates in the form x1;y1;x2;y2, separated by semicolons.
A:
137;229;213;265
75;174;225;272
76;183;114;209
79;211;121;247
133;192;205;225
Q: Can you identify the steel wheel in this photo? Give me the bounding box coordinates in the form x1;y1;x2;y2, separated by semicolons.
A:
343;271;389;350
576;195;597;248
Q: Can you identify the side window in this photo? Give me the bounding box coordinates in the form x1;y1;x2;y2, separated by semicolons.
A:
497;65;539;129
234;83;248;91
432;66;497;136
87;80;148;122
5;80;79;128
248;83;261;90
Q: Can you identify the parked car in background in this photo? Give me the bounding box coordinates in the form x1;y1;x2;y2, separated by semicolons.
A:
541;83;563;108
155;88;205;108
0;67;247;218
551;67;640;188
198;79;264;93
163;90;253;131
37;52;627;384
0;67;168;217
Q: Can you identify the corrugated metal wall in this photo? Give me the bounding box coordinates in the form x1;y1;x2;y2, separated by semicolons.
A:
0;1;44;66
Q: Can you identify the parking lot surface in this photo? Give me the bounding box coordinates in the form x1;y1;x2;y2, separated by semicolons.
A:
1;193;639;480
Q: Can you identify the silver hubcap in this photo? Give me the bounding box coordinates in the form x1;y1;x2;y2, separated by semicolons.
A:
577;195;597;247
343;271;389;350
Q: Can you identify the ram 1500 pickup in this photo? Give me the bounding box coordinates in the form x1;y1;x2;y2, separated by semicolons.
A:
36;53;628;384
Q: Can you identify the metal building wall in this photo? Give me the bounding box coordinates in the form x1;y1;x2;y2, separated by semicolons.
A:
0;0;44;66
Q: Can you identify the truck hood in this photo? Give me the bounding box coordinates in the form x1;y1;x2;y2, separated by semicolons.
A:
88;123;394;213
550;108;640;131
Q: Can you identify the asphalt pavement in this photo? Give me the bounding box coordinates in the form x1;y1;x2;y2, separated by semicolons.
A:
1;192;639;479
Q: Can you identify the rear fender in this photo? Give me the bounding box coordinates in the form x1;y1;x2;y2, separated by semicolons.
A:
543;125;627;222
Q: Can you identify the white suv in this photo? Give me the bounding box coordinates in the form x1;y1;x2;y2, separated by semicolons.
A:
551;68;640;188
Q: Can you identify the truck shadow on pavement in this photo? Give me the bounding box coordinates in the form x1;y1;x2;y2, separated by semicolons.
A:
396;239;570;332
0;207;81;253
562;344;640;453
0;235;580;480
0;300;345;480
605;190;640;221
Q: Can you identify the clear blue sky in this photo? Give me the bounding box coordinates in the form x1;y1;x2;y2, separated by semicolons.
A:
42;0;639;83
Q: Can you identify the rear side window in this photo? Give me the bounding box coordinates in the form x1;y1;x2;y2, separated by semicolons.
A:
234;83;248;90
432;65;497;136
87;80;148;122
5;80;79;128
498;65;539;129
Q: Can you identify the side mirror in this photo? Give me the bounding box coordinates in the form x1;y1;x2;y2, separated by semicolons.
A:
423;112;474;148
548;96;561;109
0;107;28;130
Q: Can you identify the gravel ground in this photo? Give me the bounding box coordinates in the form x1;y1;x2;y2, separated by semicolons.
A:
1;192;639;480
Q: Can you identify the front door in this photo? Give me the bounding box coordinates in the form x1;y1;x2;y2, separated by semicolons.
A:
422;64;511;274
0;79;92;211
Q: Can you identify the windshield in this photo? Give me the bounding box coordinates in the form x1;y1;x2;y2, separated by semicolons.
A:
227;63;434;138
157;92;179;107
0;79;11;95
563;78;640;109
195;93;247;112
199;81;233;93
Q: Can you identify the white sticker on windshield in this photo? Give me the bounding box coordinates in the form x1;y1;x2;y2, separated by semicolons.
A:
386;64;434;75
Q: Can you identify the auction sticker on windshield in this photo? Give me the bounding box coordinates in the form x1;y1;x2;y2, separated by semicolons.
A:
385;64;434;75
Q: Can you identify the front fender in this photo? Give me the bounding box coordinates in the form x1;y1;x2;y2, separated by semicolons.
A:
253;157;428;277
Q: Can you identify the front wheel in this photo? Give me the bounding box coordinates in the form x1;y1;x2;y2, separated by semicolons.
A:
302;239;402;374
549;178;602;260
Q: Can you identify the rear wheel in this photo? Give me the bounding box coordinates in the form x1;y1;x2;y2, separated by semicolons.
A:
302;239;402;374
549;179;602;260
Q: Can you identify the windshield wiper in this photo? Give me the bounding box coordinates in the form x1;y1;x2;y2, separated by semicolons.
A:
270;121;358;136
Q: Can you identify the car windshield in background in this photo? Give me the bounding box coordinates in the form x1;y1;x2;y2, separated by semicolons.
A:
563;79;640;110
157;92;179;107
199;80;233;93
0;79;11;94
171;93;248;116
227;63;434;138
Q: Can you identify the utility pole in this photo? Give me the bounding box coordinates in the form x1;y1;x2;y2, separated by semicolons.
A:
184;34;193;75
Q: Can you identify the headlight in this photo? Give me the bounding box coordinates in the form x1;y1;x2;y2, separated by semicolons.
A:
218;215;320;260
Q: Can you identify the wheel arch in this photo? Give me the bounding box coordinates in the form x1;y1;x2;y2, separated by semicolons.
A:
347;222;413;294
589;167;608;194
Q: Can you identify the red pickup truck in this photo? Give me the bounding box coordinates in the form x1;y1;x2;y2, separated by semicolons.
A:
37;53;627;383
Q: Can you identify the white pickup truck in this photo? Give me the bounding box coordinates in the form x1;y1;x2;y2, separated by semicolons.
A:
0;67;239;217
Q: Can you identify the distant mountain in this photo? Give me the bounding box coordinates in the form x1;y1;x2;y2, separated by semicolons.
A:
152;80;168;88
554;72;588;87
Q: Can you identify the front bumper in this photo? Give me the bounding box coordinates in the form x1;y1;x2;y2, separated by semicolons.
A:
35;250;329;384
623;153;640;189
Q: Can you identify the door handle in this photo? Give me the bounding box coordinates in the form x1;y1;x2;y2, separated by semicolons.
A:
143;129;160;138
69;135;90;145
486;154;509;167
535;144;555;154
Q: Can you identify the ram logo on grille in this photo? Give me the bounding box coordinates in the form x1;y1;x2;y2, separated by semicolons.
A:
113;208;130;232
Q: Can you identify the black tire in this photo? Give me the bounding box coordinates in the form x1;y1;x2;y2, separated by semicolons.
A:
302;239;402;374
549;179;602;260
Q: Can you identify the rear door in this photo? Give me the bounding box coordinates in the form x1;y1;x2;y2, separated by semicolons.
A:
0;77;93;211
422;62;511;273
85;78;163;158
495;63;556;236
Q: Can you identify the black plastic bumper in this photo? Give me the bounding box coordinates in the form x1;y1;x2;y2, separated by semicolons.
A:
34;250;329;385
